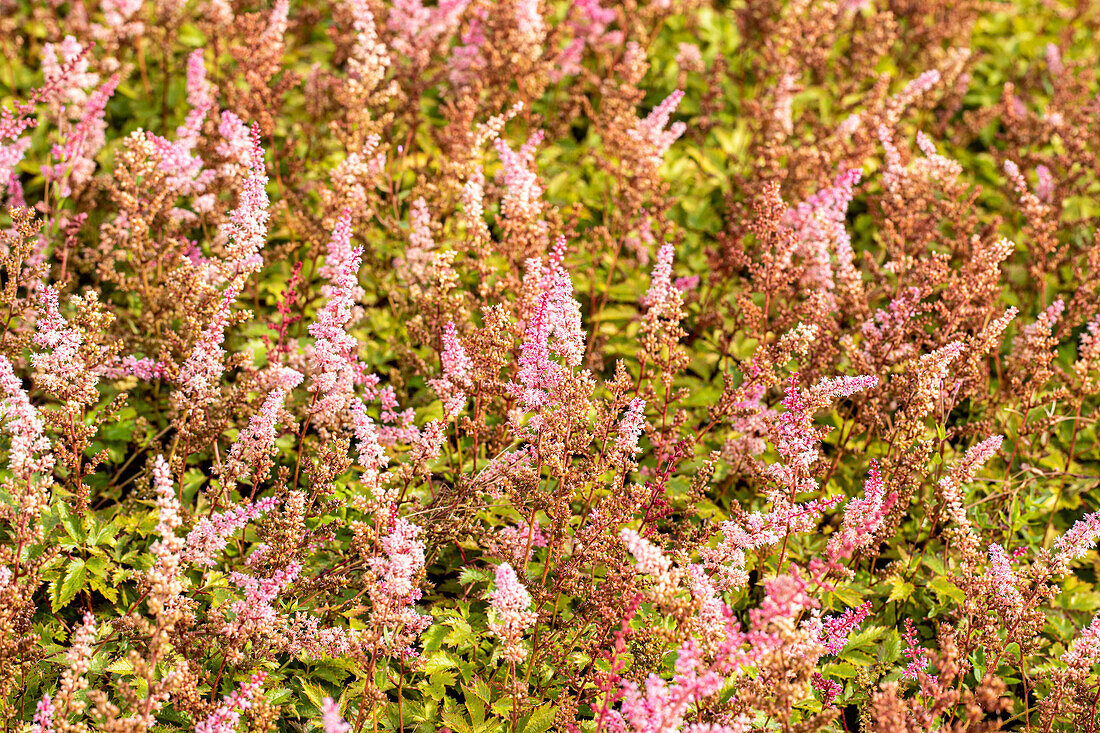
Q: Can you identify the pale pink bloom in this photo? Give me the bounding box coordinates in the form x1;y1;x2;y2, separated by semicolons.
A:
102;0;144;32
388;0;468;60
399;196;434;281
513;0;546;56
1075;313;1100;384
701;513;780;591
523;237;586;365
371;382;420;445
1053;509;1100;573
32;287;98;403
194;672;268;733
489;561;538;663
889;70;941;119
449;7;488;85
317;210;364;300
622;528;681;600
0;137;30;203
369;518;432;657
914;131;962;182
641;241;677;310
42;74;119;197
826;460;897;561
1003;159;1029;195
783;169;861;294
836;112;862;138
177;288;237;407
116;355;168;381
771;73;796;138
184;497;279;567
222;564;300;656
987;543;1024;612
261;0;291;53
147;455;186;620
508;298;559;413
343;0;391;104
939;435;1002;547
0;355;54;477
616;398;647;456
495;131;547;239
429;320;472;414
1045;43;1064;76
411;419;447;467
217;111;253;172
30;693;55;732
461;165;490;243
765;374;877;489
308;211;364;425
629;91;686;168
685;564;729;649
319;698;350;733
350;397;390;502
41;37;99;110
675;43;703;71
1064;614;1100;671
858;287;925;364
616;626;770;733
220;124;269;275
1035;164;1054;202
185;49;214;111
1017;298;1064;349
749;570;818;632
224;367;302;483
674;275;699;292
141;51;216;200
149;128;214;196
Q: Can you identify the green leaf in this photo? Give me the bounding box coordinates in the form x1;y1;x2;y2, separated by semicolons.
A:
422;650;458;675
106;656;135;675
297;678;329;714
52;559;87;612
521;704;556;733
881;629;902;665
90;576;119;604
887;579;914;603
57;502;85;543
458;566;493;586
929;577;965;605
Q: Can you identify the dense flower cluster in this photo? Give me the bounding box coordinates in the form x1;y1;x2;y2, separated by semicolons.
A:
4;0;1100;730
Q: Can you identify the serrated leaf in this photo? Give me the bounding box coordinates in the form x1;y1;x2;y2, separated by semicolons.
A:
846;624;886;650
106;656;134;675
443;617;474;648
422;650;458;675
52;559;87;612
521;704;556;733
442;700;474;733
57;502;85;543
90;577;119;603
929;577;965;604
881;629;902;665
297;678;329;713
887;579;914;603
457;566;493;586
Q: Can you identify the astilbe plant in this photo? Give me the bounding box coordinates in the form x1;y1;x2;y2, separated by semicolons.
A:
7;0;1100;731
